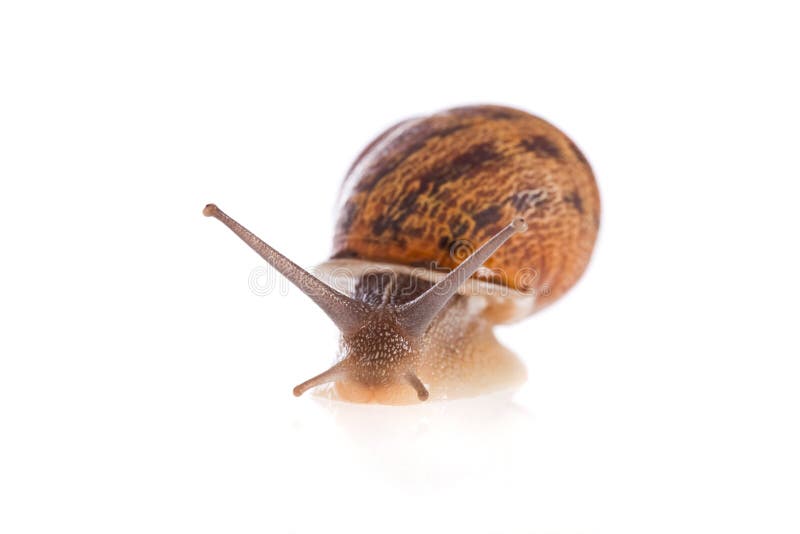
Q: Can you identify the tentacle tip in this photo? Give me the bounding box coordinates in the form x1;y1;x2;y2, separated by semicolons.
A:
511;217;528;233
292;385;304;397
203;203;218;217
417;390;429;402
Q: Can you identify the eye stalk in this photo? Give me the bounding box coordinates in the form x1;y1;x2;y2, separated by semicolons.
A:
203;203;370;335
395;218;527;337
204;203;526;401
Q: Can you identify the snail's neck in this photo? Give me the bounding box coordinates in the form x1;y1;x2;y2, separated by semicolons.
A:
350;269;436;308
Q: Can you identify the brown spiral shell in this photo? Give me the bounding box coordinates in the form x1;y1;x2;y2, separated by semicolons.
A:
331;105;600;310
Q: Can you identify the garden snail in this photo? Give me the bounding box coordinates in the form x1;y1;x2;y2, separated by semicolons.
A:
204;105;600;404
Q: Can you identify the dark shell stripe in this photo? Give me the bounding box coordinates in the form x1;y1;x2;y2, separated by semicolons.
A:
332;105;600;311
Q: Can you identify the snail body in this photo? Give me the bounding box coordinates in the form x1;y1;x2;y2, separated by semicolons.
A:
204;105;600;404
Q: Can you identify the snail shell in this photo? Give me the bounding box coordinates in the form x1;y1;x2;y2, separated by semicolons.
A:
319;104;600;319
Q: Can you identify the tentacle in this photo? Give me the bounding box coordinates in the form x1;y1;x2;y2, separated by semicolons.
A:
396;218;527;336
204;204;369;335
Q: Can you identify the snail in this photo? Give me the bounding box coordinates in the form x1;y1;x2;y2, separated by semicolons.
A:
204;105;600;404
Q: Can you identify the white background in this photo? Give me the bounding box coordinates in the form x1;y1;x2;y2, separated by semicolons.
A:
1;1;798;533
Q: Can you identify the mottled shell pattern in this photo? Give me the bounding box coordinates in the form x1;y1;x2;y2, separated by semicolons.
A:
325;105;600;317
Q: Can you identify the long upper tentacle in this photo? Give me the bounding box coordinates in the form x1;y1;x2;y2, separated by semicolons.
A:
395;218;528;337
204;204;369;335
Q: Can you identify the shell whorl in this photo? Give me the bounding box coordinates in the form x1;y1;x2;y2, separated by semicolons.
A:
332;104;600;311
